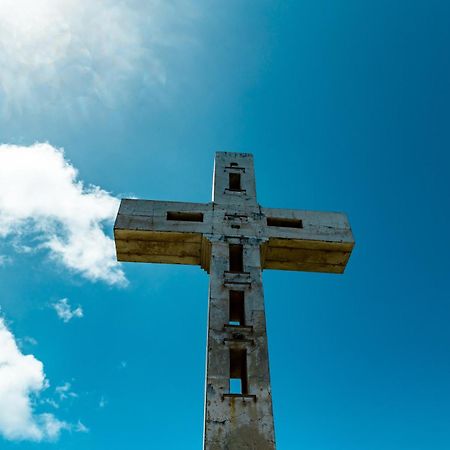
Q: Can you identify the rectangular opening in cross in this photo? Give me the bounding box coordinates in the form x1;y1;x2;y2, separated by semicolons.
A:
229;244;244;273
229;290;245;326
229;348;248;394
229;378;242;394
228;173;241;191
166;211;204;222
267;217;303;228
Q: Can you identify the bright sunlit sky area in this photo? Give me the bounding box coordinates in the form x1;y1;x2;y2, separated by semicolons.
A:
0;1;449;449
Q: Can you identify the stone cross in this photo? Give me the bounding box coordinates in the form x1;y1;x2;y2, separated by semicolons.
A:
114;152;354;450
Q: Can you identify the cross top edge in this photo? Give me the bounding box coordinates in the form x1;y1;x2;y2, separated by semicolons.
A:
213;152;257;204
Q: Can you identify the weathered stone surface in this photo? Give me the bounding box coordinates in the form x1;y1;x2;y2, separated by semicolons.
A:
114;203;353;273
113;151;355;450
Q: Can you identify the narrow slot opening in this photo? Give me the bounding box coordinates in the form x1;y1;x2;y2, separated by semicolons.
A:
230;162;239;167
166;211;204;222
229;348;248;394
229;244;244;273
228;173;241;191
229;290;245;326
267;217;303;228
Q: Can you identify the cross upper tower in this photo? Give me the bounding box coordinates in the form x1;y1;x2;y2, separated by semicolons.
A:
114;152;354;449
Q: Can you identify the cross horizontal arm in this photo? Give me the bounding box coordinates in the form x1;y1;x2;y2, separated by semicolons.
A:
114;199;212;267
261;207;354;273
114;199;355;274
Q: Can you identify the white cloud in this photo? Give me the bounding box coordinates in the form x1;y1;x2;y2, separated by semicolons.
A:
74;420;89;433
0;317;68;441
55;382;78;401
41;398;59;409
0;0;198;117
0;255;11;266
53;299;83;323
18;336;38;347
0;143;126;285
119;360;128;369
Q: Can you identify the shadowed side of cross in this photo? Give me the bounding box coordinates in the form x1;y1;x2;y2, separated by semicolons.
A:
114;152;354;450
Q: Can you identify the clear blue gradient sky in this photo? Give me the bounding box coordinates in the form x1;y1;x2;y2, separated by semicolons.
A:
0;1;449;449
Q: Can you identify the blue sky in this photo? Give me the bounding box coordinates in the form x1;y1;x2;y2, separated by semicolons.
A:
0;1;449;449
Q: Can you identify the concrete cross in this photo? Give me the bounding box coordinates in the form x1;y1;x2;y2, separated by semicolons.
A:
114;152;354;450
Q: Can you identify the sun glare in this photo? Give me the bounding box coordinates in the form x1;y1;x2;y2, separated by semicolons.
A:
0;0;172;115
0;0;67;35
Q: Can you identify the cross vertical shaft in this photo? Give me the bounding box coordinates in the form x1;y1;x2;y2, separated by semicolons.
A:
204;153;275;449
